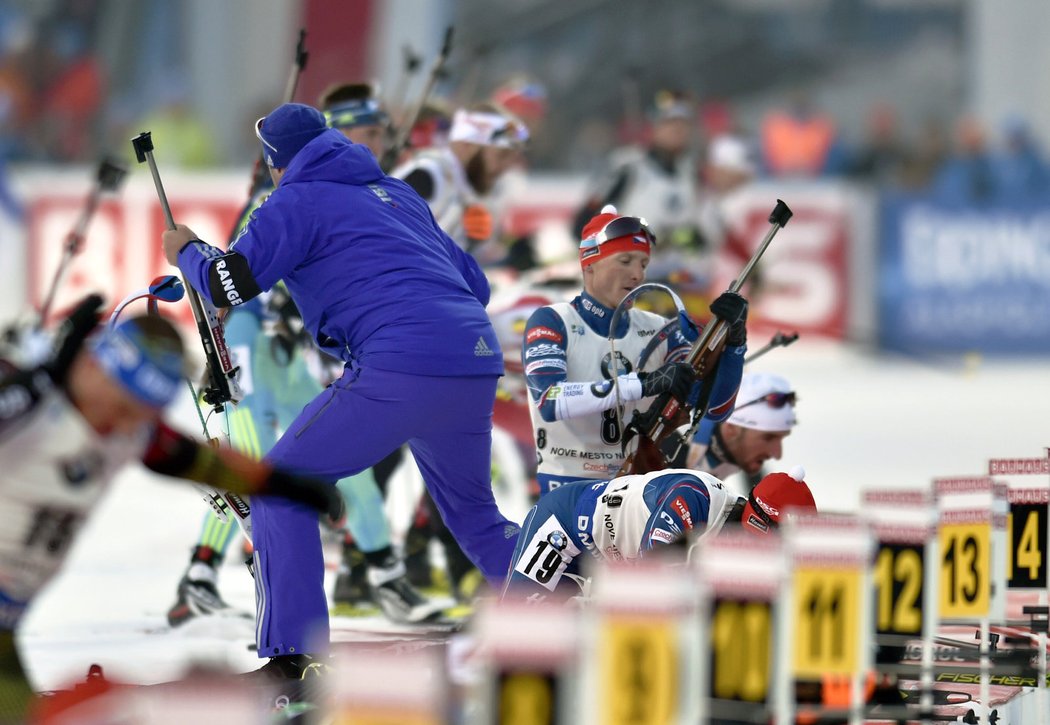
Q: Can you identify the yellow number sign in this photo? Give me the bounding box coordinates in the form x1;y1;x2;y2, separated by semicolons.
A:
599;617;678;725
1006;503;1048;589
873;543;924;636
710;599;772;702
938;522;991;619
792;567;861;679
498;671;556;725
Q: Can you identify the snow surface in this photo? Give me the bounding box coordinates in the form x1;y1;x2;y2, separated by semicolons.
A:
16;339;1050;693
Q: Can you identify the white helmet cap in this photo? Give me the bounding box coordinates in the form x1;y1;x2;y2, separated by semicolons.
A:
708;134;755;175
726;372;796;432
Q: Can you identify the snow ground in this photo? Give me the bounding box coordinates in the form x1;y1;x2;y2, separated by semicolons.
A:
16;339;1050;694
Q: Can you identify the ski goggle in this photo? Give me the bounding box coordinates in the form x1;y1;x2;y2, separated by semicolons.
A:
734;391;796;411
489;118;530;148
325;99;388;129
449;110;530;149
579;216;656;260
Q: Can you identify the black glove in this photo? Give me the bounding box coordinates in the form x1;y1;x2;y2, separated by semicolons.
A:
48;294;104;384
639;361;695;402
265;470;345;521
709;291;748;347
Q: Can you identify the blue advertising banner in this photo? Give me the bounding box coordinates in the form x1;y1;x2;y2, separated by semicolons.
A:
879;194;1050;354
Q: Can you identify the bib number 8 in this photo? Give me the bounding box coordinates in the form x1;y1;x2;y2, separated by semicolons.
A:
600;409;621;444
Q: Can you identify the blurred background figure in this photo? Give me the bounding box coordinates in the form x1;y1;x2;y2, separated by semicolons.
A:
491;75;547;142
320;81;389;160
991;115;1050;205
571;90;701;287
847;101;908;188
691;133;757;302
487;75;548;271
394;98;453;169
393;100;527;265
134;75;216;169
34;16;104;163
898;115;949;191
760;87;845;178
930;114;995;205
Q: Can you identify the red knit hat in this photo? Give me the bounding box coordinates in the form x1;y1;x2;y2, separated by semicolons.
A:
579;205;654;268
741;465;817;534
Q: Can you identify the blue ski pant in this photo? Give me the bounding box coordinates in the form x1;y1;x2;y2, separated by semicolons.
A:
252;364;519;657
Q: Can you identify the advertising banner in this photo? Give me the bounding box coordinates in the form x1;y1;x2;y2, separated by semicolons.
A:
879;194;1050;353
8;171;862;342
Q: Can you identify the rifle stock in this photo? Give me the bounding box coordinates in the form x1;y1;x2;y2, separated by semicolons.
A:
617;200;793;476
618;317;730;475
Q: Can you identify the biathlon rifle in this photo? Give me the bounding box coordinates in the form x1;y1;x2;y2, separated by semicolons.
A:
248;28;309;196
617;200;793;476
380;26;454;172
390;43;423;120
37;157;128;328
744;329;799;364
662;329;800;466
131;132;242;417
106;271;251;533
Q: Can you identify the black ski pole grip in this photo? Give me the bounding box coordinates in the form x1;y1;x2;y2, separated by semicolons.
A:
97;157;128;192
295;28;308;69
440;26;454;59
769;199;793;227
131;132;154;163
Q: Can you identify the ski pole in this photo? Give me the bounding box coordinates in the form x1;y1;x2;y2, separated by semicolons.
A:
38;157;127;327
130;135;252;534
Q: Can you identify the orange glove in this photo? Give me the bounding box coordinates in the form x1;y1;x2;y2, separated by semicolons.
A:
463;204;493;242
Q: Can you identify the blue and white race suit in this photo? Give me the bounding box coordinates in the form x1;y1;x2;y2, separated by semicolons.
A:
522;291;743;494
504;468;736;598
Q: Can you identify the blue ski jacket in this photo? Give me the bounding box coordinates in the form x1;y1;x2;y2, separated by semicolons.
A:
178;128;503;377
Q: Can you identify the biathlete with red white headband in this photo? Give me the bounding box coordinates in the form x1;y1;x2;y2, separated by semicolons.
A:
521;205;748;496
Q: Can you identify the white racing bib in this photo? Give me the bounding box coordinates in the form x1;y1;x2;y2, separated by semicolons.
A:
0;391;145;613
513;514;582;592
530;303;674;480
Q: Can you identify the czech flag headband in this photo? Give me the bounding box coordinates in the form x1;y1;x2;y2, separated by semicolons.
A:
579;205;655;268
449;109;529;149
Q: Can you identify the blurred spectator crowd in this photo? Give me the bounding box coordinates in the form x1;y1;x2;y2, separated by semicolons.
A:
0;0;105;163
752;90;1050;206
0;0;1048;213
